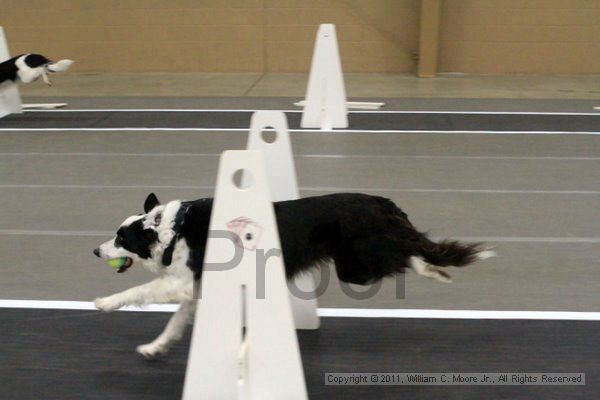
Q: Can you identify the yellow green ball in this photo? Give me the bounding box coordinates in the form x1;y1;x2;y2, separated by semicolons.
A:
107;257;127;269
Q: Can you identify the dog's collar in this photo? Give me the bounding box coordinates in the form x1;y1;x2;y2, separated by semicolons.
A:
161;202;191;267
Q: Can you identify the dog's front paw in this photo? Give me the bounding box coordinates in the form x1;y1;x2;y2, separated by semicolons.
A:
94;297;121;312
137;343;167;360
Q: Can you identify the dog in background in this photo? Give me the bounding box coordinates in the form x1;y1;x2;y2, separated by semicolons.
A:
93;193;495;359
0;54;73;86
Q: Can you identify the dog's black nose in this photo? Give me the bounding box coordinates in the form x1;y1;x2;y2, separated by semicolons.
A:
93;248;100;257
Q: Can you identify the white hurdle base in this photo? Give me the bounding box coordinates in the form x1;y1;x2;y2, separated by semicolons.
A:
0;26;23;119
22;103;68;110
295;100;384;110
182;150;308;400
245;111;319;330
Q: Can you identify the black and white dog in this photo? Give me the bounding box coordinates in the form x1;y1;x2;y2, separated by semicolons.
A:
0;54;73;86
93;193;494;358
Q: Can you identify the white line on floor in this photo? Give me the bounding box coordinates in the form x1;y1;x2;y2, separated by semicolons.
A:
451;236;600;243
317;308;600;320
0;300;598;320
23;109;301;113
21;108;600;116
1;152;599;161
0;184;215;190
0;229;113;236
0;300;178;312
1;184;597;195
0;128;599;135
300;187;600;195
0;229;597;243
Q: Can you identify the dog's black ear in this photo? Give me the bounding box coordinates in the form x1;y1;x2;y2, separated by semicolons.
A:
144;193;160;213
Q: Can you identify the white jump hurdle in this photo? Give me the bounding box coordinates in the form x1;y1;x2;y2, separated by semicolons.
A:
300;24;383;130
182;150;308;400
245;111;319;330
0;27;23;119
301;24;348;130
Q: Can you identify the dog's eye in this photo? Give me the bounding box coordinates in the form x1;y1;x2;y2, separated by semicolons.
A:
115;236;125;246
154;214;162;225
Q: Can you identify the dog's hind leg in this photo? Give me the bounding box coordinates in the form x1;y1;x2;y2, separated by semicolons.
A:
333;253;375;285
41;68;51;85
137;299;196;359
334;235;409;285
409;256;452;283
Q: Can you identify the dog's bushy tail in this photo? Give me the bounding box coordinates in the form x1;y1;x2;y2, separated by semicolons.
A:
419;237;493;267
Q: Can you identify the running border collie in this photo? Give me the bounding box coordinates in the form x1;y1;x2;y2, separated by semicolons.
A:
0;54;73;86
93;193;494;359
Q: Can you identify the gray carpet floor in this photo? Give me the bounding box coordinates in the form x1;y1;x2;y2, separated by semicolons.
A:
1;308;597;400
0;97;598;399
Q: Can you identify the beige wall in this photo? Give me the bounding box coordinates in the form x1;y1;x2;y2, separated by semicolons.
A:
264;0;418;73
0;0;418;73
1;0;598;74
440;0;600;74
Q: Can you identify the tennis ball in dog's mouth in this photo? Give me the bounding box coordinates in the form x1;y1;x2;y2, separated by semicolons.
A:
107;257;127;269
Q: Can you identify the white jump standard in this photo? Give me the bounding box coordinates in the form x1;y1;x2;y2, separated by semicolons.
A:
299;24;383;130
182;150;308;400
0;27;22;119
245;110;320;330
301;24;348;130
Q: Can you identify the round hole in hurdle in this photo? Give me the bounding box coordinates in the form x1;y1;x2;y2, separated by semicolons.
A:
261;127;277;144
232;169;253;190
